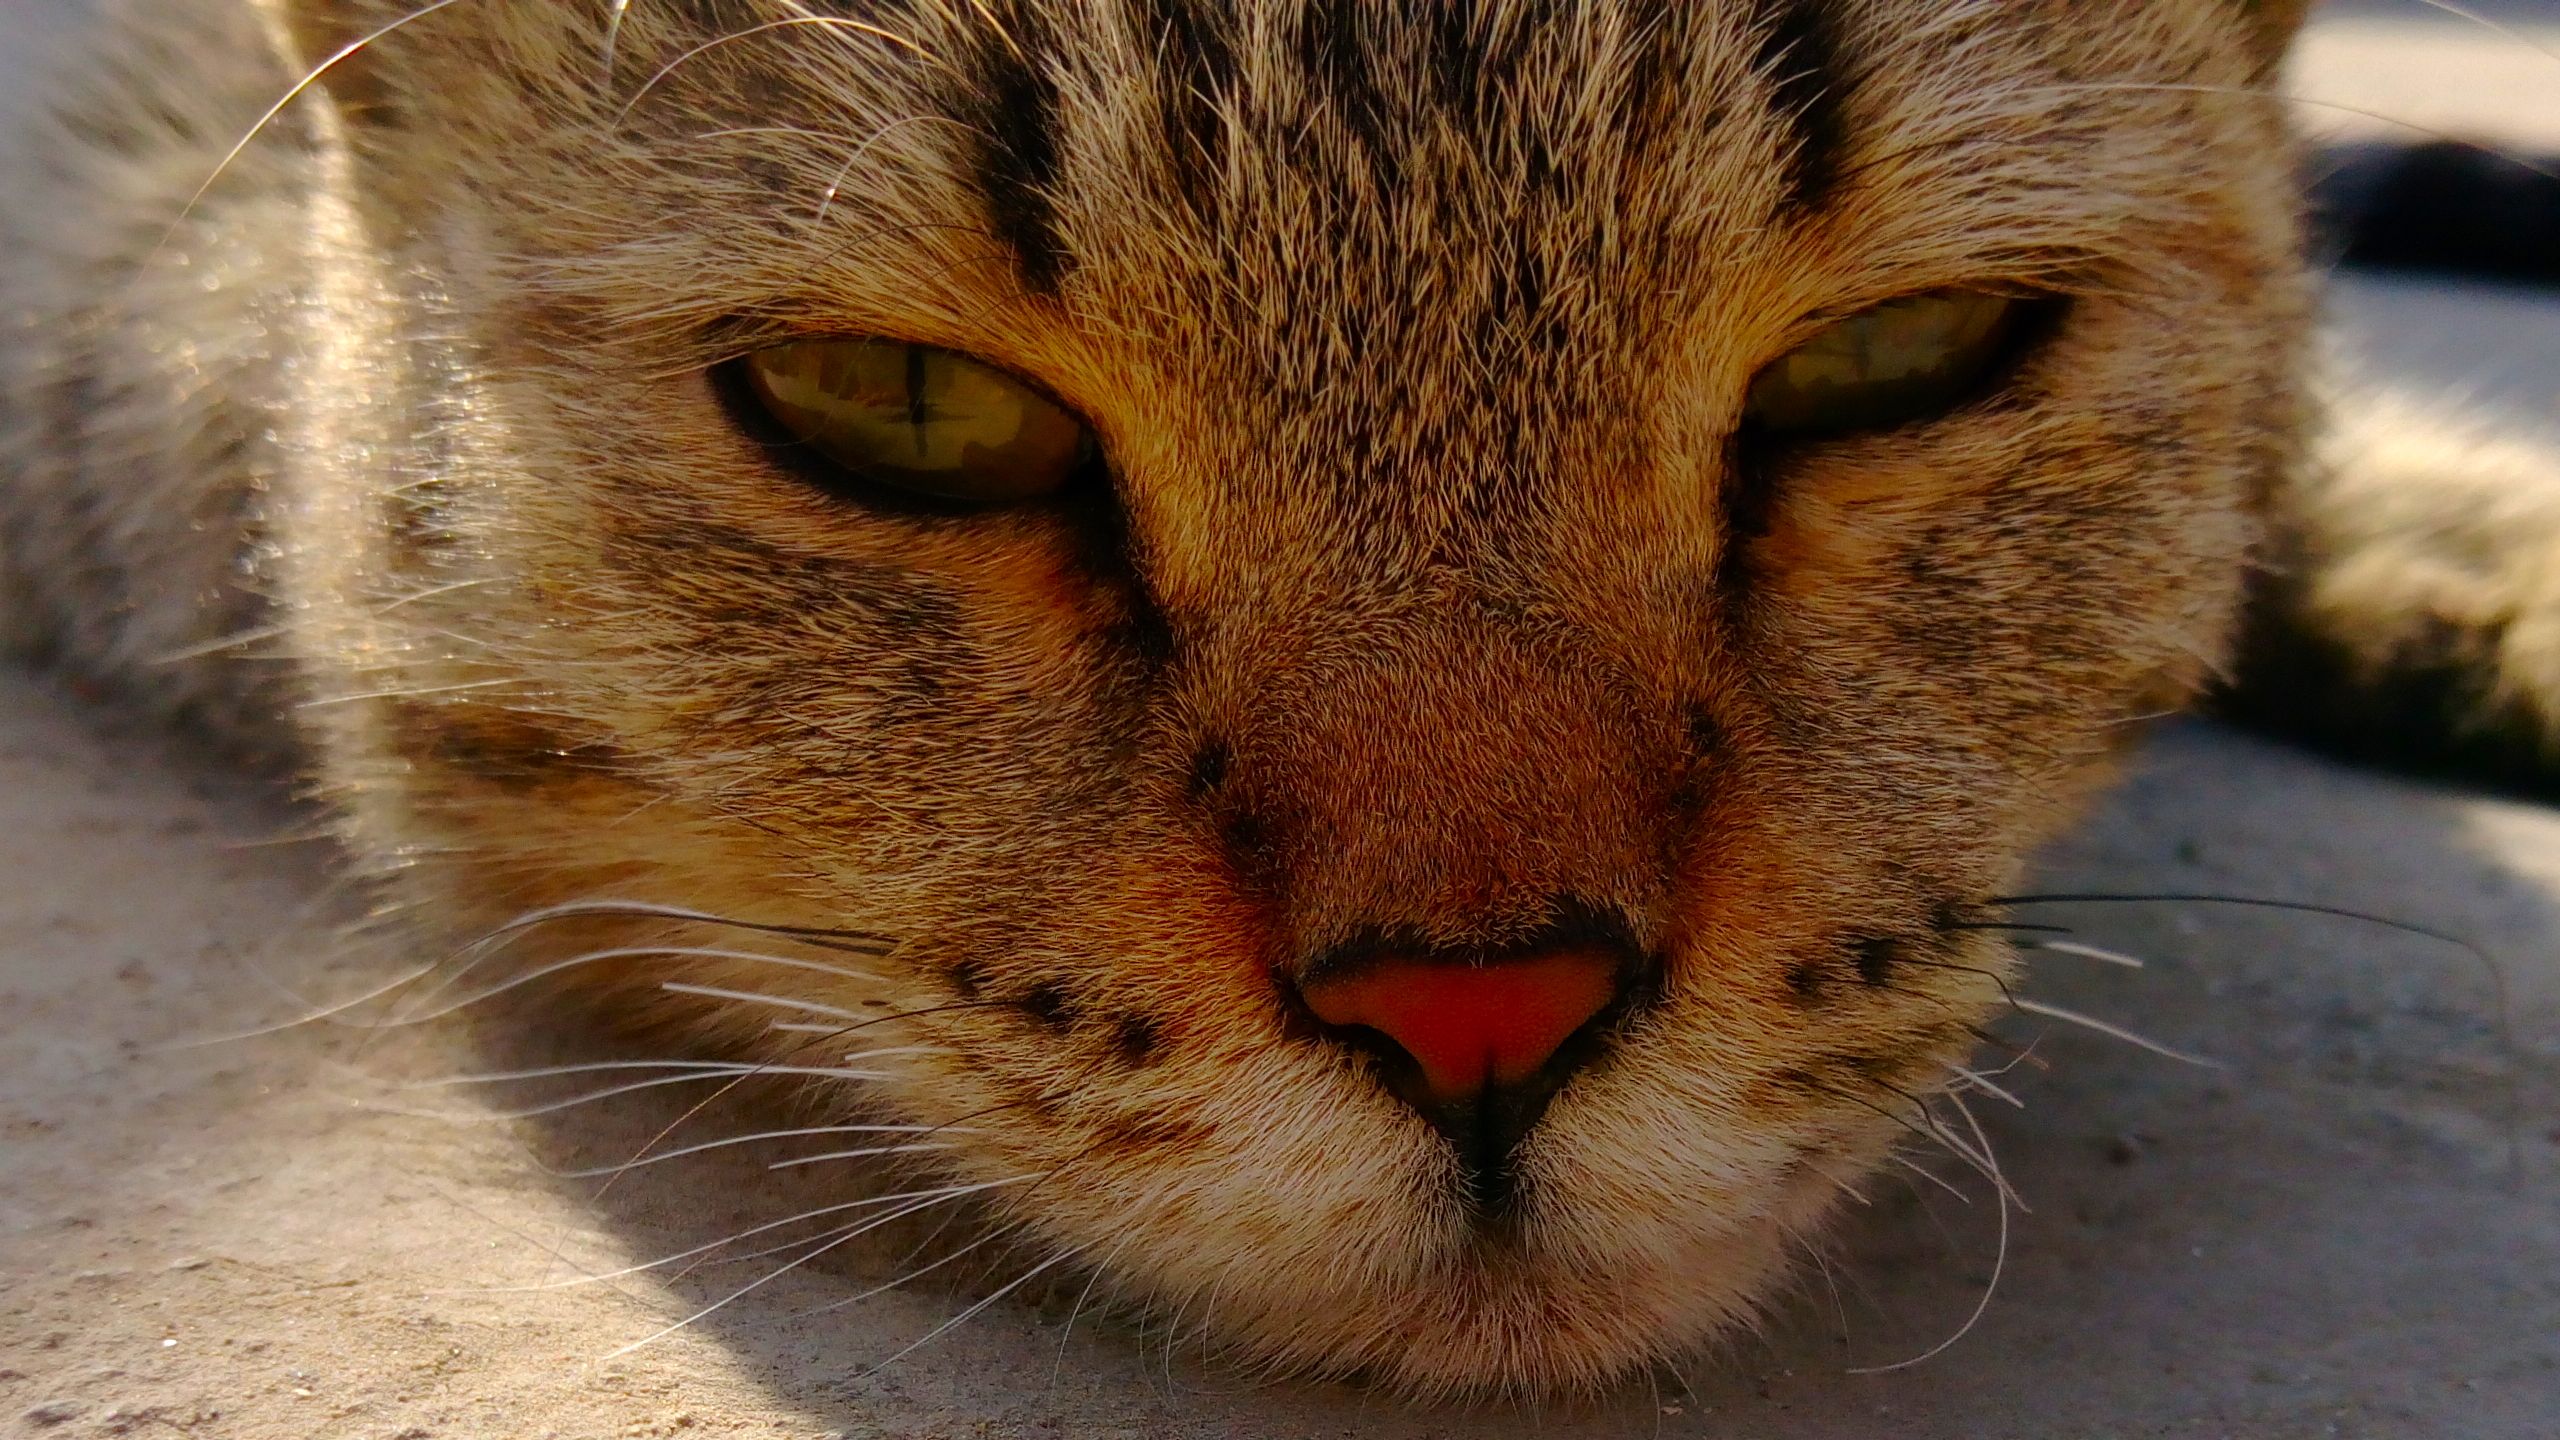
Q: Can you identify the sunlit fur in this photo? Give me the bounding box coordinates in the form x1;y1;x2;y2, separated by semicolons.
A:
5;0;2545;1400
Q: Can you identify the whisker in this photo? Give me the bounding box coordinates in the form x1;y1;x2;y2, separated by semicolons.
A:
599;0;635;89
1963;1040;2046;1083
2394;0;2560;71
657;981;863;1021
447;1179;1014;1293
460;898;894;956
151;959;448;1050
670;1179;1008;1285
1894;954;2026;1012
384;944;888;1028
1996;891;2478;951
382;1069;881;1122
1942;921;2073;937
147;621;293;664
1851;1094;2012;1373
162;0;477;252
1825;1084;2017;1209
812;113;982;225
862;1242;1093;1376
1906;1093;2021;1209
299;677;522;709
601;1176;1042;1356
2010;997;2222;1070
372;578;500;615
2029;939;2148;970
1886;1153;1974;1206
1947;1065;2026;1109
2000;891;2522;1176
1052;1224;1146;1390
614;17;931;127
797;1218;1031;1320
2036;84;2560;185
401;1059;892;1088
577;1003;1015;1198
544;1124;974;1179
765;1142;957;1170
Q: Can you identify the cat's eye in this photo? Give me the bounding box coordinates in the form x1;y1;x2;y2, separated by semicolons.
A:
741;339;1094;505
1743;291;2032;437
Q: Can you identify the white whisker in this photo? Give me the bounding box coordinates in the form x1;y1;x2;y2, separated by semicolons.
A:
384;1068;884;1122
614;18;930;127
798;1220;1026;1319
1853;1094;2011;1373
767;1141;957;1170
163;0;475;250
386;944;884;1026
862;1242;1092;1375
1947;1065;2026;1109
1052;1224;1145;1389
2031;939;2147;970
2012;997;2222;1069
444;1181;1003;1294
812;113;980;224
300;677;523;708
603;1175;1040;1359
403;1059;886;1088
545;1124;973;1179
599;0;636;88
150;960;446;1050
658;982;863;1021
2398;0;2560;70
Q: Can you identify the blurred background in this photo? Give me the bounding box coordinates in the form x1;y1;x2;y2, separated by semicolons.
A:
2301;1;2560;452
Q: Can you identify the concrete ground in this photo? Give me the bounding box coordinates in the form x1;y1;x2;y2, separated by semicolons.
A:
4;4;2558;1438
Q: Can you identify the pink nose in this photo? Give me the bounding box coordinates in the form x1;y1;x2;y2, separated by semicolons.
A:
1297;946;1624;1106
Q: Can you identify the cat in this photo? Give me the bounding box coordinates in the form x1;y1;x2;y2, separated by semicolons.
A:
2;0;2554;1399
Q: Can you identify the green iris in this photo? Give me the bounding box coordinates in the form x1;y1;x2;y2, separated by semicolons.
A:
744;339;1093;504
1745;291;2029;437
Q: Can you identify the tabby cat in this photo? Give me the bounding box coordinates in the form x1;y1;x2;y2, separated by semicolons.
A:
3;0;2554;1398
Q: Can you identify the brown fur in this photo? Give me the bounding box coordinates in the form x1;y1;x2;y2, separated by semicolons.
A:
6;0;2544;1399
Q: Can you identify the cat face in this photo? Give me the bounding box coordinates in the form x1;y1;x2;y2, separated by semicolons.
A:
286;0;2309;1394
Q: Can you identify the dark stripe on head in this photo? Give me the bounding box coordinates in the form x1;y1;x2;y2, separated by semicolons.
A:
1130;0;1237;211
1746;0;1848;213
1424;7;1540;120
959;5;1070;294
1292;0;1390;159
1618;3;1692;137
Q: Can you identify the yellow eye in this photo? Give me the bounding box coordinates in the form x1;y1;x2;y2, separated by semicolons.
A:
741;339;1095;505
1743;291;2033;437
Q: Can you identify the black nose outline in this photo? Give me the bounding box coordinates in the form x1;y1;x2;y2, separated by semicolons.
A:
1286;899;1661;1215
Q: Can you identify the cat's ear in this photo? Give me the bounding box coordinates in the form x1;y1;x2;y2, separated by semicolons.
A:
2239;0;2314;70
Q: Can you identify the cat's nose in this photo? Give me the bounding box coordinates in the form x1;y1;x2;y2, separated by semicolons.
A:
1294;935;1643;1193
1299;948;1623;1105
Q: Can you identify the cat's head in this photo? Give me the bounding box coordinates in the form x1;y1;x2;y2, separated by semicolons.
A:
279;0;2310;1395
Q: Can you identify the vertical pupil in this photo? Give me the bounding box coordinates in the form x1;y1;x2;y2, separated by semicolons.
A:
904;343;930;459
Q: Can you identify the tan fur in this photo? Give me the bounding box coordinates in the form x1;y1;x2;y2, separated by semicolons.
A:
3;0;2545;1399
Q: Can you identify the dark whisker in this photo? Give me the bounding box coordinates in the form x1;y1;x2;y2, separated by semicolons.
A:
1996;890;2522;1173
1995;891;2478;951
1880;950;2037;1023
1940;920;2074;936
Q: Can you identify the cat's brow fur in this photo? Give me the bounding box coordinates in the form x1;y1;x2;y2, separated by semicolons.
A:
1;0;2553;1399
